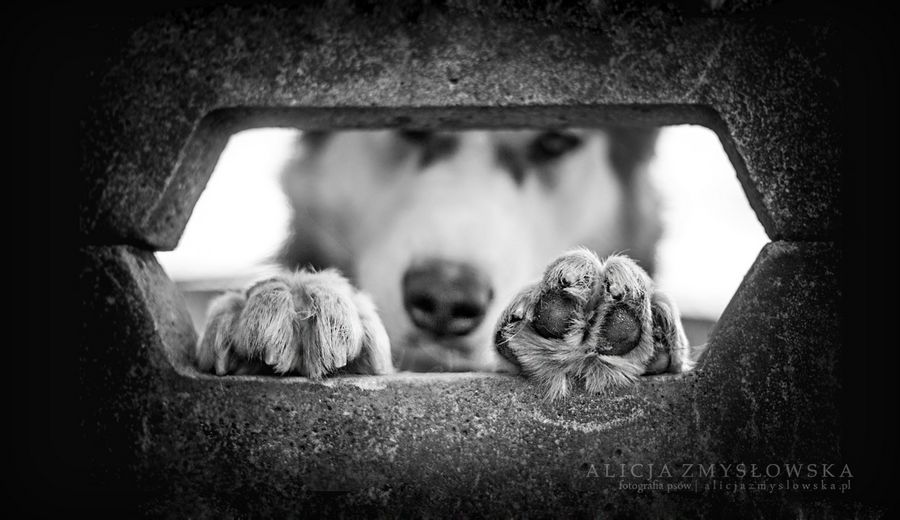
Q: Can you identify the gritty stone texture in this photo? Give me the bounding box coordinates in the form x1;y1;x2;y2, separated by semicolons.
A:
77;245;198;508
73;242;865;517
695;241;844;465
78;1;842;249
71;1;861;515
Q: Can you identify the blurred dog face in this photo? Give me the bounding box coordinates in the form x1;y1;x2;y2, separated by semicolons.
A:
280;129;660;372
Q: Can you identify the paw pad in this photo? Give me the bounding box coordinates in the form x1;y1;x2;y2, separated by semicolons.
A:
494;251;690;400
597;305;641;355
532;290;579;339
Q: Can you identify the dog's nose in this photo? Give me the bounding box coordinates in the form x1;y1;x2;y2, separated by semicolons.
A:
402;259;494;337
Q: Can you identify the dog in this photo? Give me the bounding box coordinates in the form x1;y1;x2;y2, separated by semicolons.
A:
195;128;702;398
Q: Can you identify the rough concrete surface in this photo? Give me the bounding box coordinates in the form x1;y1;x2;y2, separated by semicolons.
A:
78;1;841;249
73;242;860;517
64;1;878;517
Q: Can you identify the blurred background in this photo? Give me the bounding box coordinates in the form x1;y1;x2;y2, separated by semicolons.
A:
157;125;768;346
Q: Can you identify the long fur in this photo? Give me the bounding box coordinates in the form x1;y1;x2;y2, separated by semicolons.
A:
196;129;698;399
197;269;392;378
494;250;690;399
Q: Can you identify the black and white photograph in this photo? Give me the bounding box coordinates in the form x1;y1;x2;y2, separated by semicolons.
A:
14;0;899;517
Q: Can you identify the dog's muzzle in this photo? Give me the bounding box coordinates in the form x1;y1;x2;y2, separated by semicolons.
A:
402;259;494;338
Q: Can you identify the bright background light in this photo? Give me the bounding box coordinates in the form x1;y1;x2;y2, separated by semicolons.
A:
157;128;298;288
649;125;768;319
157;125;768;321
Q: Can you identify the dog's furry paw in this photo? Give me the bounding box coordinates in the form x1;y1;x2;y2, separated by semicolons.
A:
494;248;694;400
196;269;393;378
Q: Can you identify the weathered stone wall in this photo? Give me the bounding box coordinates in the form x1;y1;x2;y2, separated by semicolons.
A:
80;2;842;248
65;1;878;517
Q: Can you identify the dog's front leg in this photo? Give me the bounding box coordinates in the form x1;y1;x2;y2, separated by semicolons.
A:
196;269;393;377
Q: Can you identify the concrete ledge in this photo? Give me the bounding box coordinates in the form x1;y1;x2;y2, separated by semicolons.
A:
69;2;860;515
75;240;849;516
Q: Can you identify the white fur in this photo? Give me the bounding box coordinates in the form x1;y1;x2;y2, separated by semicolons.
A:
198;269;392;378
197;129;695;398
495;251;690;399
290;131;632;371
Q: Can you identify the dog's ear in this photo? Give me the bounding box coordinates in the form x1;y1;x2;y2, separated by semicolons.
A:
606;126;660;182
604;127;663;276
299;130;332;153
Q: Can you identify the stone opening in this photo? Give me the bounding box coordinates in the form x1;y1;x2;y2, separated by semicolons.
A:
65;2;854;514
154;106;767;378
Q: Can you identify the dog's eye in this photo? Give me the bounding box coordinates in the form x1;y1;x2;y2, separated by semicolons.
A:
529;131;583;162
398;130;433;144
399;131;460;167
